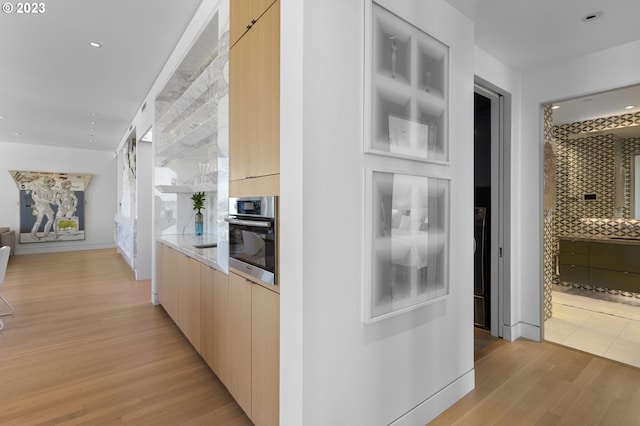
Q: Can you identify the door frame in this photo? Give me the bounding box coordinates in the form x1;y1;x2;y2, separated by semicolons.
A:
474;78;511;338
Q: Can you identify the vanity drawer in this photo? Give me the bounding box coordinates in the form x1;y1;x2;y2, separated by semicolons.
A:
589;242;640;274
558;251;588;267
559;264;588;284
589;268;640;293
559;239;589;254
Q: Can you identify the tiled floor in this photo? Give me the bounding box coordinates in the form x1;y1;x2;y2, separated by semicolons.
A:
545;290;640;368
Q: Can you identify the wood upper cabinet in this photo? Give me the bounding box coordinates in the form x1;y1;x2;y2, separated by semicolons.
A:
228;272;253;416
251;283;280;426
230;0;278;47
229;0;280;194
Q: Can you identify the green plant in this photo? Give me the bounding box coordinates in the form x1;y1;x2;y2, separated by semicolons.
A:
191;192;206;213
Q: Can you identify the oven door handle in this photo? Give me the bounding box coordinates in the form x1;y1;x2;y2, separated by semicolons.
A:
224;217;273;228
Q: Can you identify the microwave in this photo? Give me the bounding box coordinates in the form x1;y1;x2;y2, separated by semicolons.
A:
225;196;277;285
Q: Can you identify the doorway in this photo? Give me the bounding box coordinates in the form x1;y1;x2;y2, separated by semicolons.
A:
542;86;640;368
473;81;510;342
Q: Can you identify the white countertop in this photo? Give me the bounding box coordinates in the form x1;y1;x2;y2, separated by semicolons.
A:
559;234;640;246
156;233;228;271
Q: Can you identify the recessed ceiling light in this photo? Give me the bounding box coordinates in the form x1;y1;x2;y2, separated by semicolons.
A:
0;115;5;119
625;105;635;110
13;132;21;136
89;41;102;48
552;105;560;110
91;112;98;117
582;11;603;22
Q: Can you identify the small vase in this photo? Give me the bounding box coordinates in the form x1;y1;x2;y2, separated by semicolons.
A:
195;211;203;236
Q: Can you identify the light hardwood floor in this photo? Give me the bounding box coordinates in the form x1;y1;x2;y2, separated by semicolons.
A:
0;249;251;425
5;249;640;425
431;337;640;425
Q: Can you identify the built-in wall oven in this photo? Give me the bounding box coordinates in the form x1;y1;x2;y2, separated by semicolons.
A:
225;196;277;285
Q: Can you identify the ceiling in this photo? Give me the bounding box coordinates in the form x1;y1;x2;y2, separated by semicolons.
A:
1;1;640;153
446;0;640;125
0;0;202;152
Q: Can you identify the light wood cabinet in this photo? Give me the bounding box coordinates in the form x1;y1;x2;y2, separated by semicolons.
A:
157;243;179;323
251;283;280;426
177;254;202;350
156;242;168;306
229;0;280;196
200;263;215;370
230;0;278;47
156;244;280;425
213;269;229;382
228;272;253;416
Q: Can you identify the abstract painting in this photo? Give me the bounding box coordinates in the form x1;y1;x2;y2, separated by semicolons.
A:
9;170;93;243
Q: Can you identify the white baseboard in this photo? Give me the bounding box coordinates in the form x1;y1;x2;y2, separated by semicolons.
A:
390;368;475;426
503;321;541;342
15;243;116;256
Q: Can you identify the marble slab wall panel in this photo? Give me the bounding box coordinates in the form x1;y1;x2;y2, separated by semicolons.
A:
154;11;229;259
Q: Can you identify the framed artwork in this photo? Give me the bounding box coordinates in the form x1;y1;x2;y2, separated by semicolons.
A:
364;169;450;322
365;2;449;163
9;171;92;243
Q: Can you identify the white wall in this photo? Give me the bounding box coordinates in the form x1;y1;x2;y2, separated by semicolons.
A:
0;141;116;254
281;0;475;424
519;40;640;340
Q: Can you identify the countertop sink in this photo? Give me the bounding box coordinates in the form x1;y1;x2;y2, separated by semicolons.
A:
193;243;218;249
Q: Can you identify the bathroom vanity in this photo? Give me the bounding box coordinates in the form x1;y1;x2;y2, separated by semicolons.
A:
558;235;640;293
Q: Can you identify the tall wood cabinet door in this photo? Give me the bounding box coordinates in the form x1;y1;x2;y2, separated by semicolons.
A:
252;0;280;179
228;272;252;417
200;264;215;369
251;284;280;426
213;270;229;383
229;24;255;182
229;0;279;183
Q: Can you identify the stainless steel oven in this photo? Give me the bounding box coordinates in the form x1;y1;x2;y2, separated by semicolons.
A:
225;196;277;285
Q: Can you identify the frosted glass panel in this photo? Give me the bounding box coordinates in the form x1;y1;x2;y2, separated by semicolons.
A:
367;3;448;163
367;170;449;321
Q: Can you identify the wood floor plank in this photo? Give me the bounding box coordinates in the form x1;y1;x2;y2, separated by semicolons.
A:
431;339;640;425
0;249;251;425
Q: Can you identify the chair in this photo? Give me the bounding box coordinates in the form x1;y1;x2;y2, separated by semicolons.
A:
0;245;15;330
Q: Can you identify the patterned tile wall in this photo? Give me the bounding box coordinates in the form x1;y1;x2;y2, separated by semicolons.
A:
542;105;554;320
545;111;640;304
